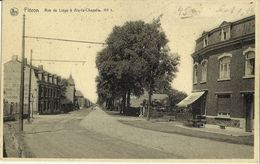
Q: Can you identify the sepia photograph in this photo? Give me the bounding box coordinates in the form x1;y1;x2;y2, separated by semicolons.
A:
1;0;259;162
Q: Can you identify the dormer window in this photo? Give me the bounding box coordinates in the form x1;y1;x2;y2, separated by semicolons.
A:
44;74;47;82
203;35;208;47
221;26;230;41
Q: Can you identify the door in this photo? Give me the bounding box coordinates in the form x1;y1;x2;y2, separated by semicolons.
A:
200;95;207;116
245;94;254;132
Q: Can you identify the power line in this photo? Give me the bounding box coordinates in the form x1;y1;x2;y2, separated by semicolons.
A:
32;59;87;63
25;36;106;45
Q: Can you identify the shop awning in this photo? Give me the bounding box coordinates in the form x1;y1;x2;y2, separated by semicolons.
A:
176;91;205;107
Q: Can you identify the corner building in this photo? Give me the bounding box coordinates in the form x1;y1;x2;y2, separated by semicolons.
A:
182;15;255;132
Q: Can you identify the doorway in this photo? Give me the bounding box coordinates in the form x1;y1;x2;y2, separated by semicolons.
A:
245;94;254;132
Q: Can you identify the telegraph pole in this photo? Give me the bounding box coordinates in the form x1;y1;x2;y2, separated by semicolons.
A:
19;14;26;131
27;49;32;123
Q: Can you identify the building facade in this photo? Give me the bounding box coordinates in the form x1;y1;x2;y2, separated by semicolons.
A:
65;74;76;105
37;66;62;114
4;55;62;115
178;15;255;132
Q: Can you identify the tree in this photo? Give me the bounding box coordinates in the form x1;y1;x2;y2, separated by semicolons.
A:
139;18;180;120
96;17;180;117
167;89;187;107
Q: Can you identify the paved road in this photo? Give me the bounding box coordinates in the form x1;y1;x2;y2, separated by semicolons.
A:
23;109;176;158
23;107;254;159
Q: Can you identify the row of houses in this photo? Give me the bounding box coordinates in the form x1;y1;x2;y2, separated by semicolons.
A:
3;55;91;116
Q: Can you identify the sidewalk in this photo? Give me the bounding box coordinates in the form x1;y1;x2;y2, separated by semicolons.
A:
176;124;252;137
106;111;253;137
115;116;254;146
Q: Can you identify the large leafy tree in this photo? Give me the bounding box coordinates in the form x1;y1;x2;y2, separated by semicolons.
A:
96;17;180;117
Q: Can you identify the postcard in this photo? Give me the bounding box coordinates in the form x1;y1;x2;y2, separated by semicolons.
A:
1;0;259;162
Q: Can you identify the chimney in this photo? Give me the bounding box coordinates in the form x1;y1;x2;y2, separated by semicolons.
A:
38;65;43;71
12;55;18;62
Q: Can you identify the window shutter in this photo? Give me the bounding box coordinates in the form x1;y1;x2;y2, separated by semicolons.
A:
217;95;231;113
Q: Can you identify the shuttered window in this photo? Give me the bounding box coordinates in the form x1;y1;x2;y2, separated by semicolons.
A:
217;94;231;115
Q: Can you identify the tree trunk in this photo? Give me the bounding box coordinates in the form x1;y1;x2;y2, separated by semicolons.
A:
105;99;109;109
108;98;112;110
126;89;131;109
121;93;127;115
147;84;152;121
111;97;115;110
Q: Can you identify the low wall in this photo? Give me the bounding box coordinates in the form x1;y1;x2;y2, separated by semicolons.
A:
206;117;241;128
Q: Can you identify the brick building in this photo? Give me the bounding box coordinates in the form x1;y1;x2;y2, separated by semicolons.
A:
4;55;62;115
177;15;255;132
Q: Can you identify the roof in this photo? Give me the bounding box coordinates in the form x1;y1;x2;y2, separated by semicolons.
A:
75;90;84;97
130;94;147;108
7;58;56;76
130;92;169;108
152;94;168;100
67;74;75;85
196;15;255;42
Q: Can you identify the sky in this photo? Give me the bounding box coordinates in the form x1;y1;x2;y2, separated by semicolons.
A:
2;0;255;103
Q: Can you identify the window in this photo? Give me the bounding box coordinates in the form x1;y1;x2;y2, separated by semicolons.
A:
40;86;44;97
38;73;42;81
201;60;208;82
44;74;48;82
243;48;255;77
221;27;230;41
193;63;198;84
203;35;208;47
218;54;232;80
217;94;231;118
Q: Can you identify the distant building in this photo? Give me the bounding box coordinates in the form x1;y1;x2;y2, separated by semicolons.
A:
131;91;169;116
84;99;92;108
4;55;62;115
75;90;84;109
177;15;255;132
75;90;93;109
65;74;76;105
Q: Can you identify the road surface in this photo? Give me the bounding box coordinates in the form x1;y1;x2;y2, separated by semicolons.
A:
23;107;254;159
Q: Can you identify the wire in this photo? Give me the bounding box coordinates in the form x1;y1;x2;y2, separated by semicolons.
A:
25;36;106;45
32;59;86;63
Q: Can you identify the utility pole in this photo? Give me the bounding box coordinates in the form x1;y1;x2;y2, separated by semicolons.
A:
27;49;32;123
31;94;34;119
19;14;26;131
